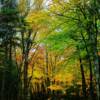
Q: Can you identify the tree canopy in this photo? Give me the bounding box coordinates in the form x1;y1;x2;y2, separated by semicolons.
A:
0;0;100;100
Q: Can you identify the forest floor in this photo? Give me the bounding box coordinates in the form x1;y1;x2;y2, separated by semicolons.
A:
31;92;97;100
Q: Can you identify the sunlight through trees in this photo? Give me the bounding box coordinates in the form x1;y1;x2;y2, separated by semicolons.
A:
0;0;100;100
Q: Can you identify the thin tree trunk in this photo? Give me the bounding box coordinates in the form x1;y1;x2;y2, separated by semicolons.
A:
92;45;100;100
21;31;29;100
79;57;87;97
22;29;33;100
80;31;94;98
45;48;50;92
23;52;28;100
87;21;100;100
78;47;87;98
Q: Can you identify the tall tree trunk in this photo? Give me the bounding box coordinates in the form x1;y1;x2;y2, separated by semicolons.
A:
1;44;8;100
87;20;100;100
23;52;28;100
80;31;94;98
21;31;29;100
45;48;50;94
22;29;33;100
78;46;87;98
88;1;100;99
92;45;100;100
79;57;87;97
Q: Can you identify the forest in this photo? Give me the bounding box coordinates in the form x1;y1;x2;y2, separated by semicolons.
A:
0;0;100;100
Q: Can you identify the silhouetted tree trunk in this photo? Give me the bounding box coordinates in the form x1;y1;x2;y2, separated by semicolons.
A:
1;43;8;100
21;29;34;100
80;30;94;99
87;19;99;100
79;57;87;97
78;46;87;98
45;47;50;94
21;30;29;100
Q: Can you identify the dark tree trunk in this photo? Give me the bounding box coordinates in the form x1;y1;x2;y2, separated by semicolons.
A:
79;53;87;97
80;31;94;98
45;48;50;94
1;44;8;100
